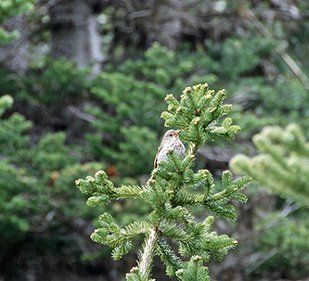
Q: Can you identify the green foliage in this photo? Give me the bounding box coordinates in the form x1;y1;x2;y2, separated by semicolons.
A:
215;35;275;80
0;95;103;253
0;2;308;279
256;217;309;278
176;256;210;281
0;57;90;105
162;85;240;145
256;77;309;133
208;34;309;136
85;43;215;176
20;57;91;104
2;36;306;178
230;123;309;279
231;124;309;207
0;0;34;42
77;83;251;280
0;0;34;22
83;38;308;180
114;43;215;88
116;126;158;175
0;94;13;115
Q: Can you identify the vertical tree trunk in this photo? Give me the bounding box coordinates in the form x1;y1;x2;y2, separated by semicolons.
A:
125;0;182;50
152;0;182;50
49;0;104;74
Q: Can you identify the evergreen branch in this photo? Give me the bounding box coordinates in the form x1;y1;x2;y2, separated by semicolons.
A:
231;124;308;207
157;239;183;276
159;219;192;242
76;83;251;280
115;185;143;199
176;256;210;281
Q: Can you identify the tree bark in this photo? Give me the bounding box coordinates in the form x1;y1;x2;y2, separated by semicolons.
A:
119;0;182;50
49;0;104;74
152;0;182;50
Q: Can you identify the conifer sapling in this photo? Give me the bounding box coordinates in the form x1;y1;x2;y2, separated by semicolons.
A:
76;83;251;280
231;124;309;207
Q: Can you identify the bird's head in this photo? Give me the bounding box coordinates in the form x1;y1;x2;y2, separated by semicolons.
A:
162;129;180;142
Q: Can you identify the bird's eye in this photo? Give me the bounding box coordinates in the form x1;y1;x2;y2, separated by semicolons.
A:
169;134;173;137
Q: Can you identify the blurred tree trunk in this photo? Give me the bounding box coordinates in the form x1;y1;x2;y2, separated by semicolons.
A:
151;0;182;50
49;0;104;74
116;0;182;51
0;15;29;72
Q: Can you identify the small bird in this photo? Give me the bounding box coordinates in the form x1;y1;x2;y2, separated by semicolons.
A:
154;129;186;168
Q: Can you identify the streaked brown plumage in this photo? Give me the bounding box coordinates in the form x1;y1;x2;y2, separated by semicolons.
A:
154;129;186;168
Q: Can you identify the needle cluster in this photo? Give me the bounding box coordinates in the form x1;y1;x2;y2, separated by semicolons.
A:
231;124;309;207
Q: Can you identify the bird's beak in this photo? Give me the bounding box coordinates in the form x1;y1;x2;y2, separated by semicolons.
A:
175;130;180;137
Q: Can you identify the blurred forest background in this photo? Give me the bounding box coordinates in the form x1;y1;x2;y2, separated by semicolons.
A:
0;0;308;280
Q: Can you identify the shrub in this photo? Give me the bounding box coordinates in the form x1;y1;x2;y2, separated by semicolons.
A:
0;95;103;259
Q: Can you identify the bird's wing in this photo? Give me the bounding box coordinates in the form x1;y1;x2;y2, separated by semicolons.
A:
154;145;163;168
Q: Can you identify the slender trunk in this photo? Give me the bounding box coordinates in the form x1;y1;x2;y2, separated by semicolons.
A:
138;228;159;279
49;0;104;74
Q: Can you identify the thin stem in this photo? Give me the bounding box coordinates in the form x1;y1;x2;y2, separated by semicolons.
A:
138;227;159;279
139;141;196;279
188;143;198;156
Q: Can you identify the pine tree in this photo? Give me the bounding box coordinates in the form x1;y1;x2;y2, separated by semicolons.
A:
0;95;103;257
76;83;251;280
231;124;309;207
230;124;309;278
